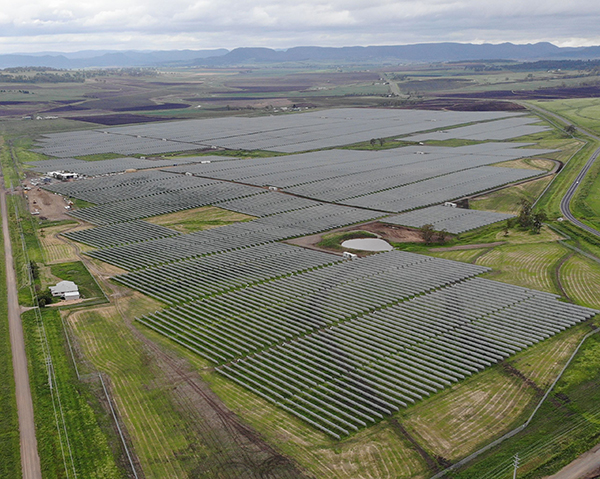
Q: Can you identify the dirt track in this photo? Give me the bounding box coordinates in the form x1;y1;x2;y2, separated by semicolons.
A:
1;185;42;479
545;442;600;479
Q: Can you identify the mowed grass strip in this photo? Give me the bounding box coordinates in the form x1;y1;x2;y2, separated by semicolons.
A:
39;225;80;264
476;242;568;294
401;367;537;461
426;247;492;264
560;255;600;309
452;331;600;479
509;324;590;389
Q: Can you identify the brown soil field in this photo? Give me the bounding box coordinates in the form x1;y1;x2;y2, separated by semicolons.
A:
440;85;600;100
400;99;525;111
25;183;72;221
67;114;183;125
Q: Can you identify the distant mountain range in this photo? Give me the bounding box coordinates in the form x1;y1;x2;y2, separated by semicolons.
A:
3;42;600;69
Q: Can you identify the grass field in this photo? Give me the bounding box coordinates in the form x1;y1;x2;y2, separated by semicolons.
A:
569;144;600;231
470;176;554;214
146;205;254;233
452;330;600;479
477;242;568;294
559;255;600;308
22;307;125;479
402;368;537;461
68;305;206;478
48;261;106;300
531;98;600;137
39;224;81;263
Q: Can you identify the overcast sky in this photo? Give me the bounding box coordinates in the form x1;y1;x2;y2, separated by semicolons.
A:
1;0;600;53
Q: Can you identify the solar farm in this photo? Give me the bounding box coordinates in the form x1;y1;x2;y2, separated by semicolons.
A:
33;108;524;157
135;251;596;438
30;107;599;442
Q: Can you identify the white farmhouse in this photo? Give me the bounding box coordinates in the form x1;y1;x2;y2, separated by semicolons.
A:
49;281;80;300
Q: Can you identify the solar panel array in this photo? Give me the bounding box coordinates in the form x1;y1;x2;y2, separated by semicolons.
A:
113;242;343;304
135;249;597;438
28;155;210;176
382;205;515;234
402;117;550;142
137;251;490;362
47;173;223;205
34;109;521;157
63;220;180;249
339;166;540;212
85;204;382;269
68;181;265;225
33;130;201;158
218;192;323;217
38;107;600;441
215;277;597;438
164;143;552;212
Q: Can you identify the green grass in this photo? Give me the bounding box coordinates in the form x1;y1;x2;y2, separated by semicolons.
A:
22;309;126;479
451;330;600;479
531;98;600;137
70;198;95;210
146;205;255;233
69;306;228;478
470;176;554;214
0;189;22;478
49;261;106;300
569;145;600;231
74;153;127;162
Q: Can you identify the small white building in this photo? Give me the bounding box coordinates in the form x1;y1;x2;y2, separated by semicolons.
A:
49;281;80;300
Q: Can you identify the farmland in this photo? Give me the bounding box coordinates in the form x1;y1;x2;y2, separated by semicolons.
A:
1;63;600;479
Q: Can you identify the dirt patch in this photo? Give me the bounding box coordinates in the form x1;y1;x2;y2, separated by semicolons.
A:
25;183;72;221
286;221;424;254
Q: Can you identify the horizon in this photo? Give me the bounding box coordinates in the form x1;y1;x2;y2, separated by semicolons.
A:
2;0;600;54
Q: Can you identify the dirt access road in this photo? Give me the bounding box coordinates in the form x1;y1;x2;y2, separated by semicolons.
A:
546;443;600;479
1;183;42;479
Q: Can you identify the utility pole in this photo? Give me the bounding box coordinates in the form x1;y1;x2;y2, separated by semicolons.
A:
513;453;519;479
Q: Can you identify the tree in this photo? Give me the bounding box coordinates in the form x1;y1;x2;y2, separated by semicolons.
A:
378;138;385;147
437;229;449;244
530;211;547;234
420;224;436;244
29;260;39;280
565;124;577;135
370;138;376;147
37;290;53;308
517;199;533;228
503;218;513;236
